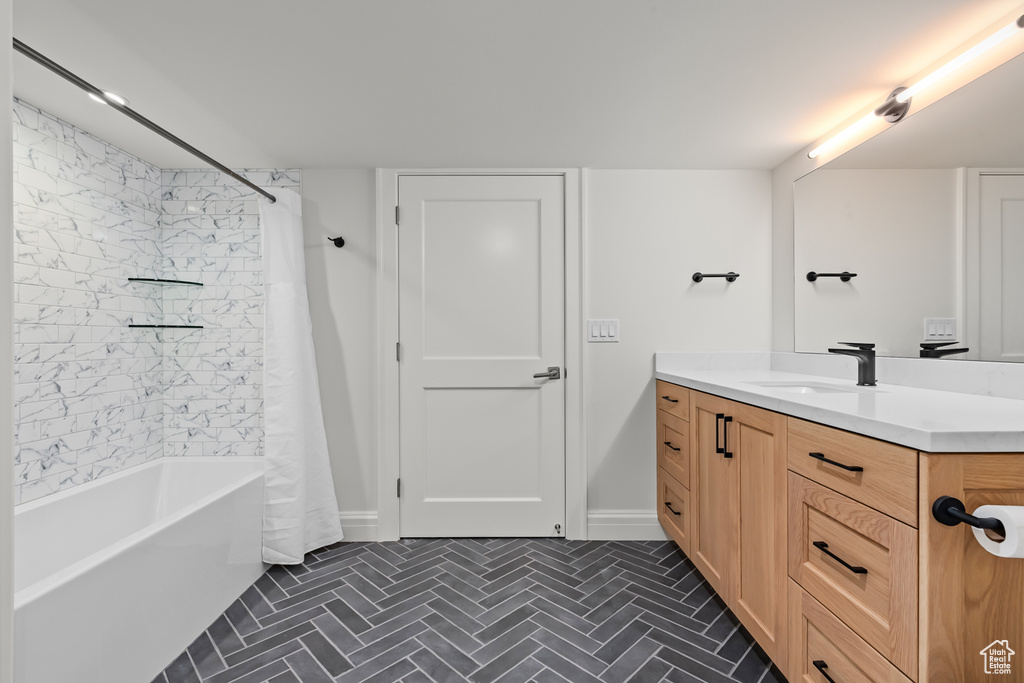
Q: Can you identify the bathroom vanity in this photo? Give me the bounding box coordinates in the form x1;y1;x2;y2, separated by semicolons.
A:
654;353;1024;683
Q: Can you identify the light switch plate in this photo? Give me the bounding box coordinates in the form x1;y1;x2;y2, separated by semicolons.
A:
587;319;619;342
924;317;957;340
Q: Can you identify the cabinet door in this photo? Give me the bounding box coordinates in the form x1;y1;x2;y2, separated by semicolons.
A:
690;391;735;599
731;400;788;671
920;453;1024;683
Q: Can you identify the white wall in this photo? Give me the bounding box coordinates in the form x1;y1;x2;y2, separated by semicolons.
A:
2;0;14;678
301;170;379;538
793;168;958;357
583;170;772;538
298;169;773;540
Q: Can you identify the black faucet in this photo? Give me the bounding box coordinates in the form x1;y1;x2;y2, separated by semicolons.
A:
827;342;876;386
920;341;969;359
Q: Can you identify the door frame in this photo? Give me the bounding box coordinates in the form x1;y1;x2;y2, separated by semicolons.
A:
962;168;1024;361
375;169;586;541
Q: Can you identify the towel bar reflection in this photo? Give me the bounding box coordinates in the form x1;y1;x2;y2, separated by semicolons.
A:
807;271;857;282
692;272;739;283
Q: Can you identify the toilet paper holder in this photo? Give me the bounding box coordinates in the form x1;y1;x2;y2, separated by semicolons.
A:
932;495;1007;538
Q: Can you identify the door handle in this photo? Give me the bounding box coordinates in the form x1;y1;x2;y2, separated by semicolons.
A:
715;414;724;454
533;366;561;380
722;415;733;458
812;660;837;683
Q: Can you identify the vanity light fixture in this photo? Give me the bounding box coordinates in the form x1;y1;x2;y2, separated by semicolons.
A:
808;13;1024;159
88;90;129;106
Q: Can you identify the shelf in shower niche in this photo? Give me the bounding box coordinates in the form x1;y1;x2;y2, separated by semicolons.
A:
128;277;203;287
129;324;204;329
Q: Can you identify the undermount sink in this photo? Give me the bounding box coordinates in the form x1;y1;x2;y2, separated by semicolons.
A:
745;380;857;394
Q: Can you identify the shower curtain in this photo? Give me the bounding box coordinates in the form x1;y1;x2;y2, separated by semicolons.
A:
260;187;343;564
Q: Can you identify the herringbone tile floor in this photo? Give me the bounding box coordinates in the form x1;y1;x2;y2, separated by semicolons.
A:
155;540;786;683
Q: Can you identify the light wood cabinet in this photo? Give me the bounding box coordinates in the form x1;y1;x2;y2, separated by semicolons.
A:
919;453;1024;683
689;391;788;670
656;379;1024;683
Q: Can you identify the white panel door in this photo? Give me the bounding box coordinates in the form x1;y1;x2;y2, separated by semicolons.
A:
979;174;1024;362
398;175;565;537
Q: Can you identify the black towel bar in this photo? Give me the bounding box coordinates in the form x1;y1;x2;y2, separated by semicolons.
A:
692;272;739;283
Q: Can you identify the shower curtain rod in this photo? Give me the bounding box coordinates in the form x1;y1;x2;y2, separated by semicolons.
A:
12;38;277;203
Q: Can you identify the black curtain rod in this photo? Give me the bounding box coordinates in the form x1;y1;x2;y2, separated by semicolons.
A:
12;38;276;204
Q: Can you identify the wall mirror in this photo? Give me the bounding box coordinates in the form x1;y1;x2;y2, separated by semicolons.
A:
793;50;1024;362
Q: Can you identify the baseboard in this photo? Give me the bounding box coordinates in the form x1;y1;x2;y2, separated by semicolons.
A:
339;511;378;542
587;509;669;541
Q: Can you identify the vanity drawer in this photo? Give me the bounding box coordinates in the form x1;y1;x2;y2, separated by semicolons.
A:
789;582;913;683
657;467;690;555
789;473;917;679
657;410;689;488
656;380;689;421
788;418;918;527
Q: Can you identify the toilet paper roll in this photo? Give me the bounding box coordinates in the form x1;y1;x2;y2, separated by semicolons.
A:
971;505;1024;559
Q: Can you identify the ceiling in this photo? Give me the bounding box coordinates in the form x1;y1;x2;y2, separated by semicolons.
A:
11;0;1024;170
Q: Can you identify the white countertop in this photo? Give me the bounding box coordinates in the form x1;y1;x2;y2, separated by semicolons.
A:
655;353;1024;453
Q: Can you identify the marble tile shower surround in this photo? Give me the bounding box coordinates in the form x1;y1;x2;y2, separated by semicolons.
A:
11;96;300;504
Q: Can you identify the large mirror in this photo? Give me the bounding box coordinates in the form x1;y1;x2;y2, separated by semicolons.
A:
794;50;1024;362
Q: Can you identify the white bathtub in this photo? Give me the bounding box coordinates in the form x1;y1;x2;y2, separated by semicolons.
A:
14;457;266;683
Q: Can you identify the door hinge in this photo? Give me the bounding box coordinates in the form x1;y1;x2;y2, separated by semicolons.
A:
395;206;400;225
396;342;400;361
397;478;401;497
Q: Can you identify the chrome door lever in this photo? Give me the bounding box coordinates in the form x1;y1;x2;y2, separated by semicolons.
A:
533;366;561;380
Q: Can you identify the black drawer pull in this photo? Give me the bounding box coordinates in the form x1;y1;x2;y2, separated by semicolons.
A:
664;501;681;516
808;452;863;472
715;414;724;454
812;660;837;683
663;441;681;452
813;541;867;575
661;395;679;403
722;415;733;458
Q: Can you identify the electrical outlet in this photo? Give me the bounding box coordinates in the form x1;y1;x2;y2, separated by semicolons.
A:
587;319;619;342
924;317;957;340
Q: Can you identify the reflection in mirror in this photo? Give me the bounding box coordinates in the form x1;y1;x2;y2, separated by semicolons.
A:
793;51;1024;361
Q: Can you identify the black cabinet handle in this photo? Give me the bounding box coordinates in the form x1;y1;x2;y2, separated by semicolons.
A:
808;452;863;472
812;660;837;683
813;541;867;575
722;415;733;458
664;502;681;516
663;441;681;452
715;413;724;454
661;395;679;403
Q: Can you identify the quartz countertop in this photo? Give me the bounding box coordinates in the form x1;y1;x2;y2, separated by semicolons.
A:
655;353;1024;453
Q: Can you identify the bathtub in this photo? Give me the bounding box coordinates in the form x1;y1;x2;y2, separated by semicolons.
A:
14;457;266;683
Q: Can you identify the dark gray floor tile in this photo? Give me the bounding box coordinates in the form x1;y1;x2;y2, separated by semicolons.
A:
593;620;652;665
326;597;373;634
161;540;787;683
415;628;480;675
312;612;365;654
150;673;168;683
623;655;672;683
300;628;353;676
470;638;542;683
476;605;537;643
410;648;470;683
531;646;603;683
730;643;773;683
187;630;226;678
471;620;541;666
598;637;661;683
208;614;246;656
349;621;430;666
226;622;316;667
164;651;201;683
282;648;334;683
207;641;303;683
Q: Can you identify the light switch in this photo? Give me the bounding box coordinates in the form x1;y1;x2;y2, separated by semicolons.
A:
924;317;956;341
587;319;619;343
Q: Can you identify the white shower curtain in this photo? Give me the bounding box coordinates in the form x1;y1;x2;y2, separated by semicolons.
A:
260;187;343;564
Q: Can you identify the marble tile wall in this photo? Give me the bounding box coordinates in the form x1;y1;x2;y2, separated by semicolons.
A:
12;96;301;503
12;98;164;504
159;169;300;458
